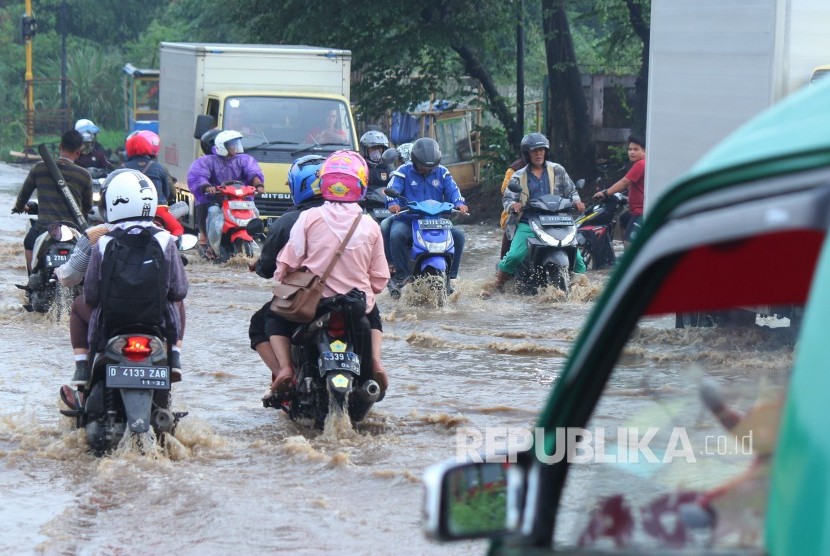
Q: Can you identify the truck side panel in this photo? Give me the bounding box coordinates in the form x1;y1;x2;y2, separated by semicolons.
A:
159;47;203;185
645;0;777;209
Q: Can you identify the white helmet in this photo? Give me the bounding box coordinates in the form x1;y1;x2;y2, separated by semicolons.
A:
75;118;99;134
214;130;244;157
101;169;158;223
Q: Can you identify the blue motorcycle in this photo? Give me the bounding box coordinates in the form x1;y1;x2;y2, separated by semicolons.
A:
384;190;460;302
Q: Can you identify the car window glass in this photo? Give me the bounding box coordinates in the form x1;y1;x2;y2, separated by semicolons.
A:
554;308;793;551
553;234;803;551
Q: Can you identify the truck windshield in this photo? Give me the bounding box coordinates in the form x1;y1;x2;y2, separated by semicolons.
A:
222;96;354;150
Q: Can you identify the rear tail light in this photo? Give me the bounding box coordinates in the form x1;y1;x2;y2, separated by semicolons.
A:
58;249;70;255
123;336;152;361
327;312;346;338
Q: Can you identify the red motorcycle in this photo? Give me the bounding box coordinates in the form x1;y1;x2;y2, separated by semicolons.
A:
206;181;264;262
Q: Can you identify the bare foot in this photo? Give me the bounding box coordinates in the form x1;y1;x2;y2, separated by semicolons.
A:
270;366;295;393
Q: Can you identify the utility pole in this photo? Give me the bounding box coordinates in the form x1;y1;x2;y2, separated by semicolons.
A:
61;0;68;130
516;0;525;144
22;0;37;151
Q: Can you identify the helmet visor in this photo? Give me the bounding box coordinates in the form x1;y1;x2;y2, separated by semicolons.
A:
225;138;244;154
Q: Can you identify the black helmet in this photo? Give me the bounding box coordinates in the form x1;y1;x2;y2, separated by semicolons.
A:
200;128;222;155
520;132;550;164
411;137;441;169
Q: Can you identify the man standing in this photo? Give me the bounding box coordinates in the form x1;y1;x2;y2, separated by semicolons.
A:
381;137;468;292
13;130;93;274
484;133;585;296
593;135;646;248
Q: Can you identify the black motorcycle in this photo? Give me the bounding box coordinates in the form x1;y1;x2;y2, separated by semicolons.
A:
62;326;186;456
507;183;580;295
361;186;393;223
264;291;382;430
575;191;627;270
15;202;82;313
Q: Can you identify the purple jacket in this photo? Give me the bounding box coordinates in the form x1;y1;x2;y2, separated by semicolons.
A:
186;154;265;205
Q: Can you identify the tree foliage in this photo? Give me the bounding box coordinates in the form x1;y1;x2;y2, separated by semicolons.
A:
0;0;649;171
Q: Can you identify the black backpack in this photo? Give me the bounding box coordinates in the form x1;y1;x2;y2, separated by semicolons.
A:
99;225;171;338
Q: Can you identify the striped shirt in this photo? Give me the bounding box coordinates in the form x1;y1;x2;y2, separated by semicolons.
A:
14;158;92;228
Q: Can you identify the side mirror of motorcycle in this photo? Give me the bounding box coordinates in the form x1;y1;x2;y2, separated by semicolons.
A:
383;187;401;199
246;218;265;239
507;181;522;193
576;178;586;190
381;147;399;166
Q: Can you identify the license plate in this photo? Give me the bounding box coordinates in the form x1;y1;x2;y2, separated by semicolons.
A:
420;218;452;230
318;351;361;375
372;208;392;219
228;201;256;210
44;254;69;268
539;215;574;226
106;365;170;390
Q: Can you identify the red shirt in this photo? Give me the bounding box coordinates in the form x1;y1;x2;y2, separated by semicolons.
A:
625;159;645;216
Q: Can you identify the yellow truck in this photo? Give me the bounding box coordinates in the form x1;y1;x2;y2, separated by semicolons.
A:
158;42;358;227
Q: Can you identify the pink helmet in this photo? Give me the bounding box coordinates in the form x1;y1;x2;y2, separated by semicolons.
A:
319;150;369;202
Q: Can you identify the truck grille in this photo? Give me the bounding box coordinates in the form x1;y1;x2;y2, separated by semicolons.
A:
255;196;293;218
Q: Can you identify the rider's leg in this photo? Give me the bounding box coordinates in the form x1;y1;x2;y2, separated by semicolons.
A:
389;218;412;283
449;227;465;279
497;223;533;275
380;217;394;273
573;248;587;274
69;294;93;384
264;311;297;392
249;301;281;384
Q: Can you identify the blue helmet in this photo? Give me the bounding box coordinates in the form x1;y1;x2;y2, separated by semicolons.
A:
287;154;326;205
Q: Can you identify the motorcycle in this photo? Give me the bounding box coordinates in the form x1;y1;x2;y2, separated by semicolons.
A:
506;181;579;295
62;327;186;455
263;291;382;430
361;186;393;223
206;181;265;262
575;190;627;270
87;167;109;224
383;190;460;302
15;202;82;313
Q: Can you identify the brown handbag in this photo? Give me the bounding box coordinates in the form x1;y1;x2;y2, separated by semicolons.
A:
269;213;362;323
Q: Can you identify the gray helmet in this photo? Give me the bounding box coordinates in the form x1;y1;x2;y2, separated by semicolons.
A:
359;130;390;156
520;132;550;164
411;137;441;169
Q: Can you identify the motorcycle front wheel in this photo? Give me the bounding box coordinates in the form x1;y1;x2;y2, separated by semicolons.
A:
546;265;570;295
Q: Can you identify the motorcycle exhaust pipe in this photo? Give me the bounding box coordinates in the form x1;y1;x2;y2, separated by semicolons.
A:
356;380;381;404
152;408;176;434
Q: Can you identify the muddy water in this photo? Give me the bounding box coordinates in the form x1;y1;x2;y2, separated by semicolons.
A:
0;161;786;555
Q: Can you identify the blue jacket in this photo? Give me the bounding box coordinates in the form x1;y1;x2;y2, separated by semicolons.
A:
386;163;465;210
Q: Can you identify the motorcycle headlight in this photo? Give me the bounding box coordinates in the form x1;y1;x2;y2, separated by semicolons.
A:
531;220;559;247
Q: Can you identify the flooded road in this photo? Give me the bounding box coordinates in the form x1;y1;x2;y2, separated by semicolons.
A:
0;161;606;555
0;161;792;554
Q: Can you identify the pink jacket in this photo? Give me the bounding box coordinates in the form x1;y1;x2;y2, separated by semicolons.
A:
276;202;389;311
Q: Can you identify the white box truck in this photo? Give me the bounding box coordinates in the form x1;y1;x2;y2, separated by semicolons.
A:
158;42;358;225
645;0;830;210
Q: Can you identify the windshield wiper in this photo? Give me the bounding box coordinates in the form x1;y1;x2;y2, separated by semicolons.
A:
291;142;351;157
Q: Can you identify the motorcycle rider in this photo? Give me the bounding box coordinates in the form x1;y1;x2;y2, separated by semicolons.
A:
483;132;586;297
248;155;326;393
123;130;183;236
55;169;187;389
73;119;113;171
592;134;646;248
360;130;393;189
265;151;390;396
187;129;264;258
82;170;188;378
380;137;468;293
12;129;93;276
